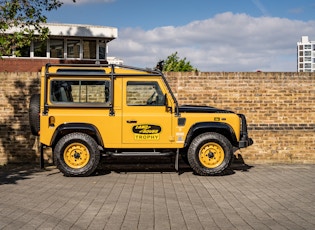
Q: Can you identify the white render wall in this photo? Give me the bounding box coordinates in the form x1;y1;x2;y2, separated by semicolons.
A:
5;23;118;40
45;23;118;39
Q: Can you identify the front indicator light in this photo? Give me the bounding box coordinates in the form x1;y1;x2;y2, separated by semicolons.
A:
49;116;55;127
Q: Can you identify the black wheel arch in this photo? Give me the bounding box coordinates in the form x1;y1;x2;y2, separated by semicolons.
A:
50;123;104;148
184;122;238;148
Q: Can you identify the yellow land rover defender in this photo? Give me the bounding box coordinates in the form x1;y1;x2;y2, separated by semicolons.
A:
29;63;253;176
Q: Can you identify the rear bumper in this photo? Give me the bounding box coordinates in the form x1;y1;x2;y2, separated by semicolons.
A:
238;114;254;148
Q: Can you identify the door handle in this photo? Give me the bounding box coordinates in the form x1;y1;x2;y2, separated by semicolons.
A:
127;120;137;124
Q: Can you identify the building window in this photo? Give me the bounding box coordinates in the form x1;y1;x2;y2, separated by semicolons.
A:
305;57;311;62
50;39;64;58
299;45;303;50
18;45;31;57
34;40;47;57
83;40;96;59
2;36;107;60
99;40;106;59
305;51;311;56
67;40;80;58
305;63;311;68
305;45;311;49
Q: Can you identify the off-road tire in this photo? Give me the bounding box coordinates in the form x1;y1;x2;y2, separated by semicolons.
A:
187;132;233;176
29;94;40;136
54;132;100;177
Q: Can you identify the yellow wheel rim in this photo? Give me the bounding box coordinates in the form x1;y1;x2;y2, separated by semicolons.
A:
64;143;90;169
199;142;225;168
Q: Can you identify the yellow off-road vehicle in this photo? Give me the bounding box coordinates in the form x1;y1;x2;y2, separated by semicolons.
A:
29;63;253;176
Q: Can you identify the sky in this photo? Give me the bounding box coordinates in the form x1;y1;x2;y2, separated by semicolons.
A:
46;0;315;72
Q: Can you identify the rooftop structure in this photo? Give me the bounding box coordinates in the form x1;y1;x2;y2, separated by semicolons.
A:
297;36;315;72
1;23;120;72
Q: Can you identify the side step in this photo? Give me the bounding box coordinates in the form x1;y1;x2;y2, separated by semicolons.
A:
103;149;180;173
107;151;175;157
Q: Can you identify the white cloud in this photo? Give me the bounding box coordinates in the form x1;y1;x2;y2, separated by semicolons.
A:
109;12;315;72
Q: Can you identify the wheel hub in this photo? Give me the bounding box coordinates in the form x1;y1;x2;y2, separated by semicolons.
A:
208;152;214;159
64;143;90;169
73;151;81;159
199;142;225;168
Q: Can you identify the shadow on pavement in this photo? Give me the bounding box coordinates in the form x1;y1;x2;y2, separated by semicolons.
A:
95;156;190;176
0;154;254;183
95;155;254;176
0;164;50;185
231;154;253;172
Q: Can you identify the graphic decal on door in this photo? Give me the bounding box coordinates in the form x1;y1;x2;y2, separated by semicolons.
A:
132;124;161;140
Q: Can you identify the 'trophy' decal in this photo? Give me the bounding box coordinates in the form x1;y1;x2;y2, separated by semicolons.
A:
132;124;161;140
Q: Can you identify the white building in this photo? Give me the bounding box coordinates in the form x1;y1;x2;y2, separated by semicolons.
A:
1;23;123;72
297;36;315;72
107;56;124;65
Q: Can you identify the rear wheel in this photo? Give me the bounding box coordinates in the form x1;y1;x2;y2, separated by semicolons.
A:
187;132;233;176
54;132;100;177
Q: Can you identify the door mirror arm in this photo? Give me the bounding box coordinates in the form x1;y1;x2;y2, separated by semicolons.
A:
165;94;173;113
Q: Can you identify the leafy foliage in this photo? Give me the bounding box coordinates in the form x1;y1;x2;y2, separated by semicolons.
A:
0;0;74;56
162;52;197;72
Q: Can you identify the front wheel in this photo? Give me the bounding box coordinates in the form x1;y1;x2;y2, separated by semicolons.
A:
54;132;100;177
187;132;233;176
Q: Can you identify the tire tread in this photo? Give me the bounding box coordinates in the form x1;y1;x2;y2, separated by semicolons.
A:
54;132;100;177
187;132;233;176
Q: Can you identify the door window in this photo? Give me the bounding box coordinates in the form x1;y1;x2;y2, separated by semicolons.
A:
126;81;165;106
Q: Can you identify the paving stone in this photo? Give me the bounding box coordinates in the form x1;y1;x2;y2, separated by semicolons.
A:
0;163;314;230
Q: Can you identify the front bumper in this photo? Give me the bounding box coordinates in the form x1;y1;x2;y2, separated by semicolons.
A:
239;136;254;148
238;114;254;148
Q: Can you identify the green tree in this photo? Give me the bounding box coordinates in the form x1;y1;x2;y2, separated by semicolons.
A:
162;52;197;72
0;0;75;56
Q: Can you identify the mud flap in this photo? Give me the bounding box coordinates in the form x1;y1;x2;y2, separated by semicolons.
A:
40;144;44;169
175;149;179;173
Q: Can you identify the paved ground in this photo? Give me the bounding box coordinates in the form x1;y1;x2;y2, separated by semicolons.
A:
0;159;314;230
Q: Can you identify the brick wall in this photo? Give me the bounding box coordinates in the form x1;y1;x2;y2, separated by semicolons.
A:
0;71;314;165
0;72;40;164
0;58;107;72
166;72;315;164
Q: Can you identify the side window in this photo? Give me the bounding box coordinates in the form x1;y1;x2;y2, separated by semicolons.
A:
51;80;110;104
127;81;165;106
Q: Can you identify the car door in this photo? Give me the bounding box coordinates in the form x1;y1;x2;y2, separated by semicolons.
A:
122;79;174;145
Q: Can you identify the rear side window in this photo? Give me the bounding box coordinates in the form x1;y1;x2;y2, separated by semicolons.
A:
51;80;110;104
